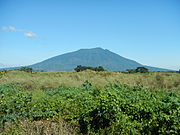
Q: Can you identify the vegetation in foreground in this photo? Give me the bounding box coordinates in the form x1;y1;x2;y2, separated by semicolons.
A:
0;70;180;134
0;81;180;135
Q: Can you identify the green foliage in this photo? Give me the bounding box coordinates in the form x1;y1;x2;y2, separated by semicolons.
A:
0;85;32;127
19;67;33;73
74;65;105;72
0;70;8;78
126;67;149;73
0;83;179;134
135;67;149;73
94;66;105;72
126;69;135;73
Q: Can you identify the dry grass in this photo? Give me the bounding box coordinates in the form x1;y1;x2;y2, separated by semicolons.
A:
1;119;76;135
0;70;180;91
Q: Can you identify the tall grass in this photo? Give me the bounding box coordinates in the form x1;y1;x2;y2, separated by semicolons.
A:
0;70;179;91
1;119;76;135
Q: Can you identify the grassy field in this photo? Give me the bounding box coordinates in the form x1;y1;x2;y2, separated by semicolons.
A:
0;70;180;135
0;70;180;90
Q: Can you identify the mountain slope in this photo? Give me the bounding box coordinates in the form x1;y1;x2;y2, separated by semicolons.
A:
28;47;169;71
0;63;6;68
0;63;16;68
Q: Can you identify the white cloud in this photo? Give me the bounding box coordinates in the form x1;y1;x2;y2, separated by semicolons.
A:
2;26;37;38
2;26;7;31
9;26;24;32
24;32;37;38
9;26;16;31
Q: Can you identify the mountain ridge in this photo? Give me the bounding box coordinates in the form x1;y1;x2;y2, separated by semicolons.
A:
0;47;173;72
28;47;171;71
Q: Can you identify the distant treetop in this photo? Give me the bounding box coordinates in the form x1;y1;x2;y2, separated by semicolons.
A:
74;65;105;72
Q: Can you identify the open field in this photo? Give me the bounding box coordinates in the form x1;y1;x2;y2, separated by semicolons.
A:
0;70;180;134
0;70;180;91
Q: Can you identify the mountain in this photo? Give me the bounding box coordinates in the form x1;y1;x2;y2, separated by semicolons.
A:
0;63;15;68
25;47;170;72
0;63;6;68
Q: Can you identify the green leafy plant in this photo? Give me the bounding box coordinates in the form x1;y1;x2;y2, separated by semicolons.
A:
0;83;179;134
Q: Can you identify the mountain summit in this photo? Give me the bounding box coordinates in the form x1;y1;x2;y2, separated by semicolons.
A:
28;47;169;71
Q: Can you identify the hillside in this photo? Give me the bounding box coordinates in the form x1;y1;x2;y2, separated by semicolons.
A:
1;47;171;71
28;47;169;71
0;63;12;68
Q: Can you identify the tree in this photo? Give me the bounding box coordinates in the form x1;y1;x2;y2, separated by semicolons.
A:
74;65;85;72
19;67;33;73
135;67;149;73
94;66;105;71
126;69;135;73
74;65;105;72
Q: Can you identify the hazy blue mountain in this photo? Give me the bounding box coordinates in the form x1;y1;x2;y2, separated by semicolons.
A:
0;63;6;68
0;63;17;68
25;47;170;72
0;48;172;71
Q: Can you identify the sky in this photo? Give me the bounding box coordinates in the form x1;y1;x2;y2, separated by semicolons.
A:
0;0;179;70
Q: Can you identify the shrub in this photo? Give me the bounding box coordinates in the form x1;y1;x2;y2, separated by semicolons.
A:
135;67;149;73
74;65;105;72
0;83;179;134
19;67;33;73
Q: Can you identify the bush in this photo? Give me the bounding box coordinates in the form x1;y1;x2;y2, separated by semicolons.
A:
19;67;33;73
0;83;179;134
135;67;149;73
74;65;105;72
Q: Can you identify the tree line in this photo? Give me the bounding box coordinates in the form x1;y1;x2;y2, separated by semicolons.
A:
126;67;149;73
74;65;105;72
17;66;180;73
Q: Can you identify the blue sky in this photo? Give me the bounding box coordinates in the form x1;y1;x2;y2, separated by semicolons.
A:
0;0;179;70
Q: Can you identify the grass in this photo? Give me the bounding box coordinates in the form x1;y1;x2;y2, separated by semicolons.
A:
1;119;76;135
0;70;180;91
